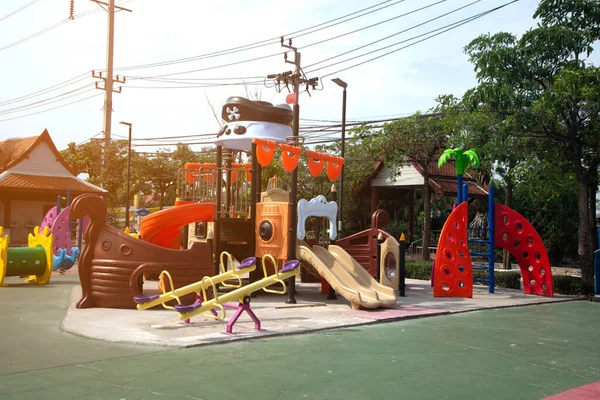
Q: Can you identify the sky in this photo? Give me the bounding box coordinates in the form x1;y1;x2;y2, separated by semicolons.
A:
0;0;598;153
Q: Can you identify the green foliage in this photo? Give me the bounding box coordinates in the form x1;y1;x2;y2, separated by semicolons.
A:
405;260;434;280
552;275;594;296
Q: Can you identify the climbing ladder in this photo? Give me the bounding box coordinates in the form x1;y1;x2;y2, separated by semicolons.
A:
464;184;495;293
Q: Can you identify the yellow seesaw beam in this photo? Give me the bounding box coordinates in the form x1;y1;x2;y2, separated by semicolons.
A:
177;256;300;322
135;252;256;311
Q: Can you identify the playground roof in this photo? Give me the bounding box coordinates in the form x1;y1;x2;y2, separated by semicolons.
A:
0;173;105;194
354;159;488;199
0;129;106;195
0;129;78;175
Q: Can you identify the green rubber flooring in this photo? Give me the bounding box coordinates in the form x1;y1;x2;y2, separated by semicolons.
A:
1;275;599;399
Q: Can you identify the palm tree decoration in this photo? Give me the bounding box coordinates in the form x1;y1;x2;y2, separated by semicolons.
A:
438;148;481;203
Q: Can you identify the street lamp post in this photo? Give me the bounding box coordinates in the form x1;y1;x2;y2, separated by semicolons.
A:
119;121;132;229
332;78;347;238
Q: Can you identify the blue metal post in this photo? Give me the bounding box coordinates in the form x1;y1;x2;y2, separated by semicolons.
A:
457;174;463;204
488;185;495;293
56;195;61;214
462;183;469;204
594;249;600;296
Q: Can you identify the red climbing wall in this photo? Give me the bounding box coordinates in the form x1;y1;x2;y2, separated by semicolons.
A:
433;202;473;298
494;204;554;297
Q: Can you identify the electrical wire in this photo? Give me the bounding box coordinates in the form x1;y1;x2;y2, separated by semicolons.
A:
0;0;43;23
305;0;481;69
0;0;133;53
0;73;90;106
109;0;400;72
0;92;103;122
310;1;520;78
0;84;95;115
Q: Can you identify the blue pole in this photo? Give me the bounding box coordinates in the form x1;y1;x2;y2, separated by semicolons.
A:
56;195;61;214
594;249;600;296
457;174;463;204
488;185;495;293
462;183;469;204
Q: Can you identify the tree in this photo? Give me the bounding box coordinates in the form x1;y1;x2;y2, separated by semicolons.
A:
462;0;600;284
360;113;447;260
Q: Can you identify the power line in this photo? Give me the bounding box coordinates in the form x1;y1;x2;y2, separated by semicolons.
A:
123;1;440;81
108;0;401;73
310;0;520;78
0;0;133;53
305;0;481;69
0;0;43;23
0;73;90;106
0;92;103;122
0;84;95;115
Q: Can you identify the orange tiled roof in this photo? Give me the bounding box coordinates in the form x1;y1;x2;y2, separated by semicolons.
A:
0;129;78;175
0;173;105;194
0;136;38;170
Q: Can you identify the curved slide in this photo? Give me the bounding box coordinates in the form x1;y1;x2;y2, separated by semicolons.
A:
140;203;215;249
297;242;397;309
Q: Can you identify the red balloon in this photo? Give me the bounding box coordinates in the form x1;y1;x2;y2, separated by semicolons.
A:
286;93;297;104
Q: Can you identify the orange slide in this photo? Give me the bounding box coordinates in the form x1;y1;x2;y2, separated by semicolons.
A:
140;202;215;249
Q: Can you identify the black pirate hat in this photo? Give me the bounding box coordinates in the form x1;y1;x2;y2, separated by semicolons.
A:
221;97;293;125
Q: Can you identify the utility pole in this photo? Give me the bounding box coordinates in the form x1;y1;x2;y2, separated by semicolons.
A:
90;0;131;170
267;38;319;304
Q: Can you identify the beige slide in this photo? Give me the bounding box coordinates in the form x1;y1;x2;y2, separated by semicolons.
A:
297;242;397;309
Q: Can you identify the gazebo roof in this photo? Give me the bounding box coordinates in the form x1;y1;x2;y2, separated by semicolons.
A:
354;158;488;199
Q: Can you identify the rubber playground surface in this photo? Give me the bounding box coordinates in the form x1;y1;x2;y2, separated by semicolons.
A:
1;272;599;400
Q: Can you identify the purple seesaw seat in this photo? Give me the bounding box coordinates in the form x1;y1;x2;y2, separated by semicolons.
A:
133;294;160;304
237;257;257;269
280;260;300;273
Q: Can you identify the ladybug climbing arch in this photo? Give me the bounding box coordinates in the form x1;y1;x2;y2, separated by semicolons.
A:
433;203;554;298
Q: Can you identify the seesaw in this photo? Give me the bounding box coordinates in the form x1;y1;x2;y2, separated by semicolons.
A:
134;253;300;334
134;251;257;311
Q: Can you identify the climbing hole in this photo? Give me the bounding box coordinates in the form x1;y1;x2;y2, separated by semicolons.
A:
529;279;536;287
528;265;534;272
458;281;466;288
443;267;451;276
458;251;465;258
445;251;452;260
540;268;546;276
448;234;455;243
515;222;523;232
513;240;520;248
442;284;450;292
535;252;541;261
542;283;548;291
458;265;466;273
502;214;509;224
502;233;508;241
522;252;528;259
527;236;534;245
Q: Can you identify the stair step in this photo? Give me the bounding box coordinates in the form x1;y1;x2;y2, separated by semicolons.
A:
468;239;490;244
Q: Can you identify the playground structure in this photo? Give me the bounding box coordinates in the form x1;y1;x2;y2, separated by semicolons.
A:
68;96;398;316
40;189;89;272
70;193;216;309
433;152;554;298
176;96;397;309
0;226;54;287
